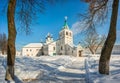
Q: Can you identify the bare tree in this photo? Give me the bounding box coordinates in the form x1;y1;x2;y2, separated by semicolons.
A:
99;0;119;75
81;0;119;74
0;33;7;55
5;0;16;81
0;0;58;81
83;31;106;54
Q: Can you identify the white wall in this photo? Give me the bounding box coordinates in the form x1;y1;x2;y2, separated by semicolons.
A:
22;47;41;56
48;42;56;56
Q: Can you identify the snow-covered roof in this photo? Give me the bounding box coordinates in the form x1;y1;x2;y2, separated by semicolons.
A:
23;43;43;48
77;44;83;49
67;43;74;48
43;41;56;46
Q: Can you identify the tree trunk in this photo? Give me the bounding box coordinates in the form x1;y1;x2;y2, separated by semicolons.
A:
5;0;16;81
99;0;119;75
89;47;95;54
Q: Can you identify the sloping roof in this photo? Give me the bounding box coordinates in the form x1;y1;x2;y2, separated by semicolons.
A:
77;44;83;49
66;43;83;50
66;43;75;48
43;41;56;46
23;43;43;48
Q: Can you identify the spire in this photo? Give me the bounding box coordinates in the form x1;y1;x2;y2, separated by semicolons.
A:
65;16;67;22
63;16;69;29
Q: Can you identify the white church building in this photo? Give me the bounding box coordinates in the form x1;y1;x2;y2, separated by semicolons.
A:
22;17;83;57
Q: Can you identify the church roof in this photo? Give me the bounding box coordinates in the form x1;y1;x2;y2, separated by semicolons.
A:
77;43;83;50
23;43;43;48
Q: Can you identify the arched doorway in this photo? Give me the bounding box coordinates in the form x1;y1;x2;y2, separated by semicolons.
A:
78;50;82;57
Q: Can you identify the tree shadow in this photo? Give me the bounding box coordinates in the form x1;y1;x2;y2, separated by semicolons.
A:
30;62;86;83
6;75;22;83
85;57;120;83
13;75;23;83
14;56;86;82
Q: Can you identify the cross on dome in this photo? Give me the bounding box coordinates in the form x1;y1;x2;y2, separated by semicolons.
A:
65;16;67;21
46;32;52;38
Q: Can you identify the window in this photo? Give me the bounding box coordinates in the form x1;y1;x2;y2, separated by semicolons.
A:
53;47;55;50
72;51;73;53
70;33;71;36
26;49;28;51
30;49;32;51
79;51;82;57
66;32;68;35
61;46;63;50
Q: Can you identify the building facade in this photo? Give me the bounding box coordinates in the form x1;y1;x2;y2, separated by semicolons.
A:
22;43;43;56
22;17;83;57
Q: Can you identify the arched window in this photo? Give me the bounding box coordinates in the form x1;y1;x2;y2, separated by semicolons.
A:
72;51;73;53
66;32;68;35
53;47;55;50
79;51;82;57
70;33;71;36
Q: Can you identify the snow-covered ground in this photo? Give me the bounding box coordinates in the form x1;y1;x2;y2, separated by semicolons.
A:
86;55;120;83
0;55;120;83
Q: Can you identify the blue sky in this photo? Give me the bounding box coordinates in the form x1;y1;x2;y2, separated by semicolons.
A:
0;0;120;51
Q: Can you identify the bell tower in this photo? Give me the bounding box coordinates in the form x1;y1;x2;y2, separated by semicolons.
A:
59;16;73;45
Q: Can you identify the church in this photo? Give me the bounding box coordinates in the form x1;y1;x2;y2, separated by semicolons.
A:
22;17;83;57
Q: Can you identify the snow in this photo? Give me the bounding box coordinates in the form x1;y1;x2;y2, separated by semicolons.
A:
23;43;43;48
0;55;120;83
86;55;120;83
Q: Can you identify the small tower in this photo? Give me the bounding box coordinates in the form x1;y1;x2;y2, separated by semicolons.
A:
59;16;73;45
46;33;53;44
